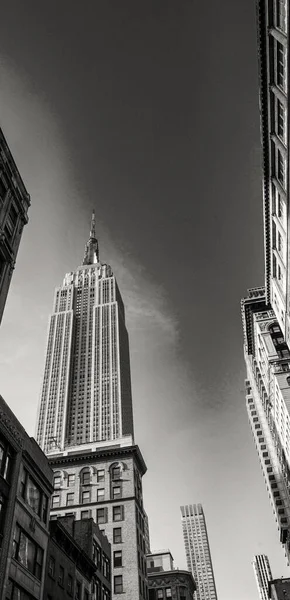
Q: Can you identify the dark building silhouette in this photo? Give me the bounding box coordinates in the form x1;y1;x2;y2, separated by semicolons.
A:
0;394;53;599
0;128;30;326
44;516;111;600
269;577;290;600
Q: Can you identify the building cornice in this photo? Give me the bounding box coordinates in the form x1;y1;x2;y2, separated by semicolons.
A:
48;444;147;476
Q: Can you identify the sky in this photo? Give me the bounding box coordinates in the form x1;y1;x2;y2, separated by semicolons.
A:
0;1;289;599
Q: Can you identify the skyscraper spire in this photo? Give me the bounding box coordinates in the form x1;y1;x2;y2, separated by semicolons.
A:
83;210;99;265
90;209;96;239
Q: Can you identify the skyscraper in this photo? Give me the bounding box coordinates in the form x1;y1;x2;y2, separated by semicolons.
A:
180;504;218;600
241;0;290;561
253;555;273;600
36;214;148;600
0;127;30;326
36;212;134;453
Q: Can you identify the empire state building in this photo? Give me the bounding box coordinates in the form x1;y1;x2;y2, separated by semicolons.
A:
36;213;134;453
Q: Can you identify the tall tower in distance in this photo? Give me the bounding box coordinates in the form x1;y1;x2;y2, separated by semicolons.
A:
0;127;30;326
37;213;148;600
253;555;273;600
181;504;218;600
241;0;290;561
36;212;134;453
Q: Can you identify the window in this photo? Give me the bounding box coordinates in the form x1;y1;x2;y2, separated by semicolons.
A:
157;591;163;599
113;527;122;543
113;505;124;522
277;99;286;142
76;581;82;600
97;508;107;524
0;178;7;202
278;193;283;218
58;565;64;586
113;486;122;499
97;469;105;482
277;41;286;90
165;589;172;598
13;525;44;581
277;0;287;32
68;474;75;486
5;579;35;600
53;474;61;488
0;439;12;483
82;490;91;504
67;574;73;595
97;488;105;501
19;468;48;523
48;556;55;578
66;493;74;506
112;465;121;480
81;470;91;485
81;510;90;520
52;495;60;508
114;550;122;567
277;148;286;188
114;575;123;594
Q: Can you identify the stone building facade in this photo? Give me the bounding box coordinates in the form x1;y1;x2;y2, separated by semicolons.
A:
44;516;111;600
147;550;195;600
48;441;148;600
0;127;30;325
0;394;53;599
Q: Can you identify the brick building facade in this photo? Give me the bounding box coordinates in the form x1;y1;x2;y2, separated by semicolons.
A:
48;441;148;600
0;394;53;599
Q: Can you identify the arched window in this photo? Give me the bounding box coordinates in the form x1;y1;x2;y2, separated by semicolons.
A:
80;467;91;486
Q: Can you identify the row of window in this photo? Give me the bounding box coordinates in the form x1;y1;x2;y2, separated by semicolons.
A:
52;484;122;507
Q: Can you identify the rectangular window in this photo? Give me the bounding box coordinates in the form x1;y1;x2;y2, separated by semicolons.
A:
53;475;61;488
165;589;172;598
97;469;105;482
97;488;105;501
5;580;35;600
52;495;60;508
13;525;44;581
76;581;82;600
278;193;283;218
68;474;75;486
277;148;286;188
113;486;122;499
114;575;123;594
277;0;287;32
19;468;48;523
113;505;124;522
277;98;286;142
113;527;122;543
48;556;55;577
277;41;286;91
114;550;122;567
81;471;91;485
97;508;107;524
81;510;90;520
112;466;121;480
58;565;64;586
157;591;163;599
67;574;73;594
66;493;74;506
82;490;91;504
0;439;12;483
